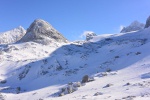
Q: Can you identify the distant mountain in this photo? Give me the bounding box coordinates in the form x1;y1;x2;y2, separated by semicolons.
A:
145;16;150;28
120;21;145;33
0;26;26;44
20;19;68;44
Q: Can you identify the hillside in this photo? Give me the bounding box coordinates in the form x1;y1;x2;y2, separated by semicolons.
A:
0;22;150;100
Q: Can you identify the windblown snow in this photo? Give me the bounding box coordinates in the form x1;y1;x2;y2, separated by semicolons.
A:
0;19;150;100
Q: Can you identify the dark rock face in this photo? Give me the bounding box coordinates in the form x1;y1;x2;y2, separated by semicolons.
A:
20;19;68;44
81;75;89;83
145;16;150;28
120;21;145;33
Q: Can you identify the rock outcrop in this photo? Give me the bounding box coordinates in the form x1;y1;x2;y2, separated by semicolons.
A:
145;16;150;28
84;31;97;41
20;19;68;44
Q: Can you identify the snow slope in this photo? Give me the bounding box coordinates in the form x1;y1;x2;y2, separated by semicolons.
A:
0;26;26;45
0;25;150;100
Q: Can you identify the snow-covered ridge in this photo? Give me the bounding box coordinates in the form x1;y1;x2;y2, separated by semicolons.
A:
0;26;150;100
0;26;26;44
120;21;145;33
0;18;150;100
20;19;68;44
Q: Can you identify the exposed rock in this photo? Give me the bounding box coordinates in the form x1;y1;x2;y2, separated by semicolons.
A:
84;31;97;41
0;79;7;84
145;16;150;28
94;92;103;96
81;75;89;83
120;21;145;33
103;83;113;88
72;82;82;87
59;92;64;96
20;19;68;44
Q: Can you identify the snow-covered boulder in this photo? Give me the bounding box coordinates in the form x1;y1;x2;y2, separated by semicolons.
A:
0;26;26;44
145;16;150;28
20;19;68;44
120;21;145;33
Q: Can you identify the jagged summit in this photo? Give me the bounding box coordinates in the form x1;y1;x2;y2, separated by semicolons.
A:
0;26;26;44
20;19;68;44
145;16;150;28
120;21;145;33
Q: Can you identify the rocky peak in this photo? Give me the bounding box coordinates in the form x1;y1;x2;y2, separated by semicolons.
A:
145;16;150;28
20;19;68;44
120;21;145;33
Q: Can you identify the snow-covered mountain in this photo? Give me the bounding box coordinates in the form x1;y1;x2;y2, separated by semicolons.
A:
20;19;68;45
120;21;145;33
0;26;26;45
0;19;150;100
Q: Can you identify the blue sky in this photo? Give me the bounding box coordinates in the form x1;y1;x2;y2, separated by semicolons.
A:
0;0;150;41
